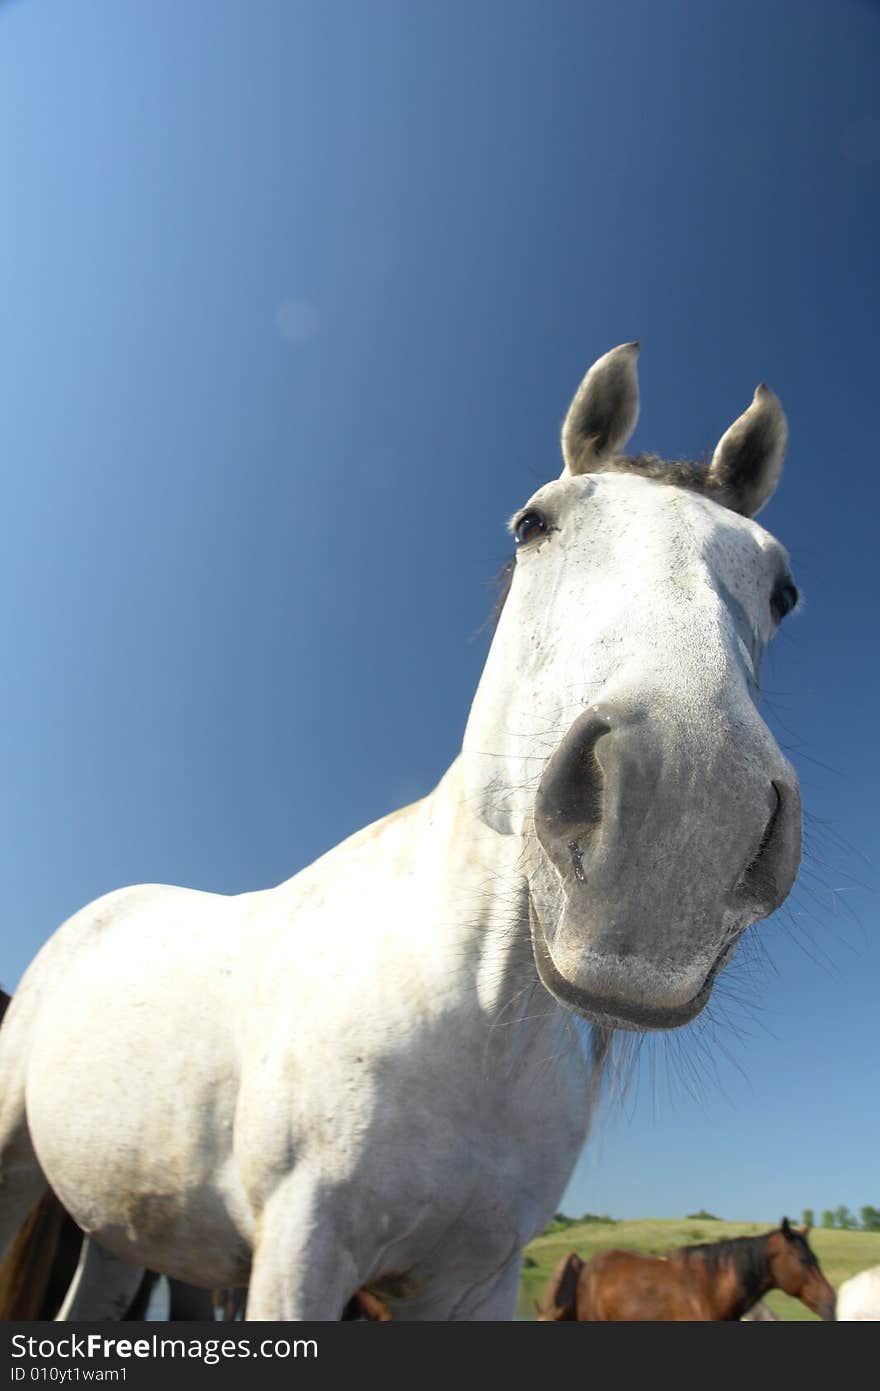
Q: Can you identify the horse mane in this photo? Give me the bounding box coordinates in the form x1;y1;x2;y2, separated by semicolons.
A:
674;1232;771;1296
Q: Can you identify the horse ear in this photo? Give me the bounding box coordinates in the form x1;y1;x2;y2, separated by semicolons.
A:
561;342;640;476
780;1216;792;1234
801;1225;811;1237
706;384;788;517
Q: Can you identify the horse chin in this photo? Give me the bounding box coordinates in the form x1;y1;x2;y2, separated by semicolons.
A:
807;1293;837;1322
529;905;730;1033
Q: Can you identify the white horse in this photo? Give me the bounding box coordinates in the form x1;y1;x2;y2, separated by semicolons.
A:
0;344;803;1320
836;1266;880;1320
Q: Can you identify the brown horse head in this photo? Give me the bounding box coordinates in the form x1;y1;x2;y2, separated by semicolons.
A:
767;1218;836;1320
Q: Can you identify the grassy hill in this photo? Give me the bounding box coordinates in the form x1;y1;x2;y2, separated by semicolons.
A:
517;1218;880;1320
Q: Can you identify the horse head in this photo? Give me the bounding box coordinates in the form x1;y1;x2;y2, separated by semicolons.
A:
462;343;802;1031
768;1218;836;1321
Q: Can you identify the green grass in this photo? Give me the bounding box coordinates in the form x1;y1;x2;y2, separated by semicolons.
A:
517;1218;880;1320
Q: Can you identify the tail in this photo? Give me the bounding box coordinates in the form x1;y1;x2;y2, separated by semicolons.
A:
534;1250;584;1321
0;989;82;1319
0;1188;77;1320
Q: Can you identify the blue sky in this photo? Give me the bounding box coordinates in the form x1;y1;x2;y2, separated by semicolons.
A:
1;0;877;1226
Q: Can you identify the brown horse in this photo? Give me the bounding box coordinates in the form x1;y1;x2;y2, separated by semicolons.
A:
535;1220;836;1321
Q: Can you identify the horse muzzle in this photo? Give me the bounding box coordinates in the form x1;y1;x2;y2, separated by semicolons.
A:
529;705;802;1031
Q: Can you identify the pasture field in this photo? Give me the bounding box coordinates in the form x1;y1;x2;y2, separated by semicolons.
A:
517;1219;880;1320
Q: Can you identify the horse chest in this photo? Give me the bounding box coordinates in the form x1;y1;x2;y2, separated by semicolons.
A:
241;1011;588;1287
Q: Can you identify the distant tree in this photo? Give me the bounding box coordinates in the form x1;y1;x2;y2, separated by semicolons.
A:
860;1205;880;1232
542;1211;615;1234
834;1205;857;1230
802;1208;814;1229
821;1210;835;1229
542;1212;577;1234
686;1210;721;1221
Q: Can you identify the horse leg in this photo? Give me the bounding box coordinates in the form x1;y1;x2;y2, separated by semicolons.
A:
393;1258;523;1321
245;1181;360;1320
167;1278;216;1320
123;1271;160;1321
450;1257;523;1320
125;1273;219;1320
216;1286;246;1321
56;1236;147;1320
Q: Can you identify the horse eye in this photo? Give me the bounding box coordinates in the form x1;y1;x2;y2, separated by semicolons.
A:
770;580;799;624
515;511;547;545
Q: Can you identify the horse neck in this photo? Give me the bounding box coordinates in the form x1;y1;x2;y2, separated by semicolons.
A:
680;1237;774;1320
421;757;582;1059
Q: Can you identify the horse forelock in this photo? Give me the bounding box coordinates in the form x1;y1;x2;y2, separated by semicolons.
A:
586;452;715;495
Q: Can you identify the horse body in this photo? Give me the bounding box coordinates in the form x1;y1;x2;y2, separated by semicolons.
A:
0;344;804;1319
576;1247;761;1321
6;773;589;1314
581;1249;713;1320
836;1266;880;1320
537;1223;836;1321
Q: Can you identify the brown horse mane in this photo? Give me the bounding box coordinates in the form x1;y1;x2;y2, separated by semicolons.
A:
673;1232;773;1297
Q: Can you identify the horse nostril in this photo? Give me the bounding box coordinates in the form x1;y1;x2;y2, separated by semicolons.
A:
533;711;612;883
740;781;783;900
535;712;610;838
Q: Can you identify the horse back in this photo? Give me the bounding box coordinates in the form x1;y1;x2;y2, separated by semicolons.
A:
579;1248;710;1321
